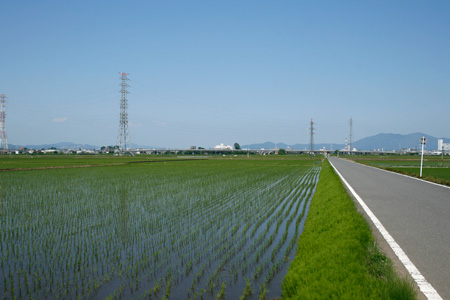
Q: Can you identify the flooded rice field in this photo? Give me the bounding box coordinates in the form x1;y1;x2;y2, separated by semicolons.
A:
0;159;320;299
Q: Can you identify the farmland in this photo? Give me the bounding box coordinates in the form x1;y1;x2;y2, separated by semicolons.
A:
0;155;182;170
0;156;320;299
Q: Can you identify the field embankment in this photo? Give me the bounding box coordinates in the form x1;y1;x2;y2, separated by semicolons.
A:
282;159;417;299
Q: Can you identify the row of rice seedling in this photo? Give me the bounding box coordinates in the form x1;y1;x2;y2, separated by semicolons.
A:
0;158;320;299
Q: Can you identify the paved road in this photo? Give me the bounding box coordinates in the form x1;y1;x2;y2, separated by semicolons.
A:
329;157;450;300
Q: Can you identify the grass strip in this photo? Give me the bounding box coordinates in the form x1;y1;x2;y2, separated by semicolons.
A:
383;167;450;187
349;157;450;186
282;159;417;299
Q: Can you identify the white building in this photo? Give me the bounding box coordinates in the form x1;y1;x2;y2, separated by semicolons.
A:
214;143;233;150
437;139;450;152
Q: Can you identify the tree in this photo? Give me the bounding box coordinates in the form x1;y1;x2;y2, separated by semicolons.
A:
234;143;241;150
278;148;286;155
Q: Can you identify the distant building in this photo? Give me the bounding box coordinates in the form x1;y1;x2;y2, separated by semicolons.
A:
214;143;233;150
438;139;450;152
42;149;60;154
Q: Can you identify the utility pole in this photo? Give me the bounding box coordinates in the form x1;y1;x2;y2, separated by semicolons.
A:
117;73;129;155
420;136;427;177
309;118;315;154
349;117;353;153
0;94;8;154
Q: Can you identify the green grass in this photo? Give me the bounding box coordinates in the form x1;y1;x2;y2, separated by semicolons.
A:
390;167;450;180
345;155;450;168
384;167;450;186
0;155;165;169
282;159;417;299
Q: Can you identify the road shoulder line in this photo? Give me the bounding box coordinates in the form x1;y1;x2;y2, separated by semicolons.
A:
342;158;450;190
329;159;442;300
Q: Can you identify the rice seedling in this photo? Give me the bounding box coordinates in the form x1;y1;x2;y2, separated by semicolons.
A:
216;281;226;300
240;278;253;300
0;157;320;299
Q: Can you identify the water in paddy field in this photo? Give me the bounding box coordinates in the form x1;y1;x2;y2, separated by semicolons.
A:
0;163;320;300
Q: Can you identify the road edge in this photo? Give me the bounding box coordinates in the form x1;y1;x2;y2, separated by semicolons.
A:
341;158;450;190
329;158;442;300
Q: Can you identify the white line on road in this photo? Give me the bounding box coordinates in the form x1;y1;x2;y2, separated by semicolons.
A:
329;159;443;300
344;159;450;190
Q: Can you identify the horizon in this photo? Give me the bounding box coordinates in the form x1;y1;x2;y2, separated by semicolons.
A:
8;131;450;151
1;1;449;148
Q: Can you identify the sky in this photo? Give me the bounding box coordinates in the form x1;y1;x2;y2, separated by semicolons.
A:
1;1;449;148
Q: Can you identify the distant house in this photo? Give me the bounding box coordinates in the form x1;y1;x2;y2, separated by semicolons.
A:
438;139;450;152
42;149;59;154
214;143;233;150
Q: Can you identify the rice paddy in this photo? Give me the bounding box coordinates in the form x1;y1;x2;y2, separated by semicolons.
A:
0;157;320;299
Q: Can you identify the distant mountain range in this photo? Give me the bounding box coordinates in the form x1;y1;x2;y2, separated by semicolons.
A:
8;133;450;151
243;133;449;151
8;142;160;150
8;142;99;150
353;133;449;151
242;142;342;151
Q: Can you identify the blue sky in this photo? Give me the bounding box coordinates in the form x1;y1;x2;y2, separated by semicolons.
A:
1;1;449;148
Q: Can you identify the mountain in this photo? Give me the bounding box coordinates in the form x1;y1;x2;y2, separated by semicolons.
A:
9;142;99;150
128;143;162;150
243;133;449;151
241;142;344;151
8;133;449;151
8;142;162;150
354;133;449;151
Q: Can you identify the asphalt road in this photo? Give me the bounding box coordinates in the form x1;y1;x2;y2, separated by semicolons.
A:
329;157;450;300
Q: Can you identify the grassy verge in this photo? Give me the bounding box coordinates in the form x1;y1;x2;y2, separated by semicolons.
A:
345;156;450;186
282;159;417;299
383;167;450;187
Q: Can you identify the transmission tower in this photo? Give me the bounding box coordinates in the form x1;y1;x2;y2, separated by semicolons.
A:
0;94;8;154
309;118;315;154
349;117;353;153
117;73;129;155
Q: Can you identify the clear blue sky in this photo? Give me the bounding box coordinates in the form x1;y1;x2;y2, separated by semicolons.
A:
1;1;449;148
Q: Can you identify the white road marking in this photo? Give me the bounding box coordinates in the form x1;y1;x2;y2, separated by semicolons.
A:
344;159;450;190
329;159;443;300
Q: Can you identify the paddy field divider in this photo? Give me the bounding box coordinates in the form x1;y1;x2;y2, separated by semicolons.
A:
282;159;417;299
